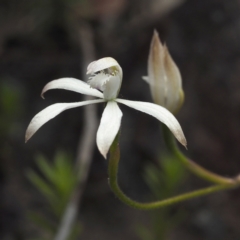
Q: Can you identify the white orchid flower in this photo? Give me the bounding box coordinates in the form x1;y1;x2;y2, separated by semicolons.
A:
143;30;184;114
25;57;187;158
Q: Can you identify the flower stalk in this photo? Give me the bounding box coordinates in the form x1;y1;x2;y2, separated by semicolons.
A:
162;124;240;185
108;133;238;210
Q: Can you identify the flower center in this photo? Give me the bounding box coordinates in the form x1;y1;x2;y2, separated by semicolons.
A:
88;67;122;100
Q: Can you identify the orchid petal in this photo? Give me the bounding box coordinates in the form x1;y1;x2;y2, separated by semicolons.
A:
116;99;187;148
87;58;123;100
103;74;122;100
97;101;122;158
41;78;103;99
25;99;105;142
87;57;122;77
88;72;110;92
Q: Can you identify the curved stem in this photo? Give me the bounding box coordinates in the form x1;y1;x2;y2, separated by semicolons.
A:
162;125;238;185
108;135;238;210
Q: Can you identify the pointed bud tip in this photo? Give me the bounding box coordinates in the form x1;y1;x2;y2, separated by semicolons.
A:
153;29;159;37
152;29;163;44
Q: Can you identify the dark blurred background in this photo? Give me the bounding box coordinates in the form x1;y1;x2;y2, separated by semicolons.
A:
1;0;240;239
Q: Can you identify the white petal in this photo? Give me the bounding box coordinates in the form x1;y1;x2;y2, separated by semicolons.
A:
41;78;103;99
97;101;122;158
116;99;187;147
88;72;110;92
25;99;105;142
87;57;121;75
103;74;122;100
86;58;123;100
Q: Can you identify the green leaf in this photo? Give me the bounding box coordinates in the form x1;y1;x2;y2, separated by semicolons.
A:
28;212;56;234
36;155;58;186
27;170;58;203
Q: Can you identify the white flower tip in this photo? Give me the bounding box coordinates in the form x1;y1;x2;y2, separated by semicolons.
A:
25;119;38;143
25;129;32;143
100;150;107;159
177;131;187;149
182;138;187;149
41;83;51;99
98;142;109;159
40;84;49;99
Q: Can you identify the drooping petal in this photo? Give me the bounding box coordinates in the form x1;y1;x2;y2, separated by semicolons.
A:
41;78;103;99
25;99;105;142
97;101;123;158
116;99;187;148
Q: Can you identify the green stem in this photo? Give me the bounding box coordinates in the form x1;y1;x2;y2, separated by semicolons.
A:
162;125;238;185
108;134;238;210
